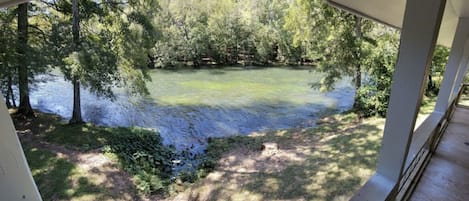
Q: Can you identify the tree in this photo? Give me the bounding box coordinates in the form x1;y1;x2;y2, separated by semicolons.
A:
16;2;34;116
426;45;449;95
44;0;155;123
283;0;315;64
1;2;51;110
0;8;17;108
285;0;380;109
355;29;399;117
153;0;296;67
313;8;374;94
69;0;83;124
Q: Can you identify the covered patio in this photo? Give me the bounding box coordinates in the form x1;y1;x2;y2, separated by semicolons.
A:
1;0;469;200
328;0;469;200
410;105;469;201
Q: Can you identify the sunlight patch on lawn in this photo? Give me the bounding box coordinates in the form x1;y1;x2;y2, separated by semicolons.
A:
169;112;386;201
24;147;110;201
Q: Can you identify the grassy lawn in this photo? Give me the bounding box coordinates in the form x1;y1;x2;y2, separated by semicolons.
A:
13;111;172;200
170;97;437;201
458;90;469;107
178;112;384;201
13;96;437;201
24;146;112;201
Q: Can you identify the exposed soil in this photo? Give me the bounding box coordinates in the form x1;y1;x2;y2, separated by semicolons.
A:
13;112;142;201
161;131;315;201
163;115;384;201
11;110;386;201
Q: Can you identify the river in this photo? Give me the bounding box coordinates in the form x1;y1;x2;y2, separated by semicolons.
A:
30;67;354;168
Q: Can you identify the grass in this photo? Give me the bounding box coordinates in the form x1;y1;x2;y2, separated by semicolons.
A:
458;89;469;106
183;112;384;201
416;96;437;127
13;110;175;199
45;124;177;195
179;97;438;201
14;95;437;201
11;111;110;152
24;146;111;201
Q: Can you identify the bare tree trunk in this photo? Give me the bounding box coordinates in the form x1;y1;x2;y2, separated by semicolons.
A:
16;3;34;116
70;78;83;124
354;16;362;91
69;0;84;124
353;16;363;110
355;65;362;90
427;73;435;95
7;75;16;108
5;90;12;108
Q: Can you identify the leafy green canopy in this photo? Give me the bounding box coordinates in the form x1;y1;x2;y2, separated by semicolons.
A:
287;0;450;117
153;0;305;67
1;4;50;109
0;0;450;118
47;0;158;99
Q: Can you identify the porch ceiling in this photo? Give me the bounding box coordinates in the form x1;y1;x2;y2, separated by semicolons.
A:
327;0;469;47
0;0;29;8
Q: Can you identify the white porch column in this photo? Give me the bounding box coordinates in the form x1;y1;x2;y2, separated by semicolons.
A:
450;59;469;100
352;0;446;200
435;19;469;113
0;92;42;201
376;0;445;182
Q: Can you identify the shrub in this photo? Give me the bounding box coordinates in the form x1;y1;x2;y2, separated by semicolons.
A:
105;128;176;195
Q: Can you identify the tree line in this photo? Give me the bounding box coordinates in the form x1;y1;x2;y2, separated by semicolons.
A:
0;0;449;122
1;0;156;122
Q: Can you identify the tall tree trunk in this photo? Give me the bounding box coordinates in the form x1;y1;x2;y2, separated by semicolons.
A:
354;16;362;91
355;65;362;90
70;78;83;124
7;75;16;108
16;3;34;116
353;16;363;109
69;0;84;124
427;73;434;95
5;90;12;108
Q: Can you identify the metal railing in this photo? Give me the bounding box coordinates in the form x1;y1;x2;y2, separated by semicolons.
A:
395;83;469;200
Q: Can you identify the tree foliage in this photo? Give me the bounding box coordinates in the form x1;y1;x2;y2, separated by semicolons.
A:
0;0;452;119
152;0;302;67
0;8;17;108
0;3;49;113
42;0;157;122
355;30;399;117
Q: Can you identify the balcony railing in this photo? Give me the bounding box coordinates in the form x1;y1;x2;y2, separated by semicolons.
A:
395;84;469;200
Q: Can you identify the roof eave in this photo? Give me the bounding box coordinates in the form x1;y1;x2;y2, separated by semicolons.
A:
0;0;30;8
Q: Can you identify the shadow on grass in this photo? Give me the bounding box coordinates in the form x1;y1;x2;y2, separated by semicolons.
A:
190;112;383;201
13;107;379;200
24;146;109;201
14;112;168;198
103;128;175;195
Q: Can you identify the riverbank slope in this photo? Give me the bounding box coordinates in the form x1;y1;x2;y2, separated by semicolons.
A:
12;97;435;200
165;97;435;201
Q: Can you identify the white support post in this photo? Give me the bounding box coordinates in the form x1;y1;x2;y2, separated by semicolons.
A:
450;59;469;100
351;0;446;200
0;92;42;201
376;0;445;182
435;19;469;113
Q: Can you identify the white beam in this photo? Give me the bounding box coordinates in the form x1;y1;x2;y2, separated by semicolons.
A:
352;0;447;200
376;0;446;182
435;18;469;113
0;92;42;201
450;58;469;99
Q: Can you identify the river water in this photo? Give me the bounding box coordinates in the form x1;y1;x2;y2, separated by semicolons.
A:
30;67;354;167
